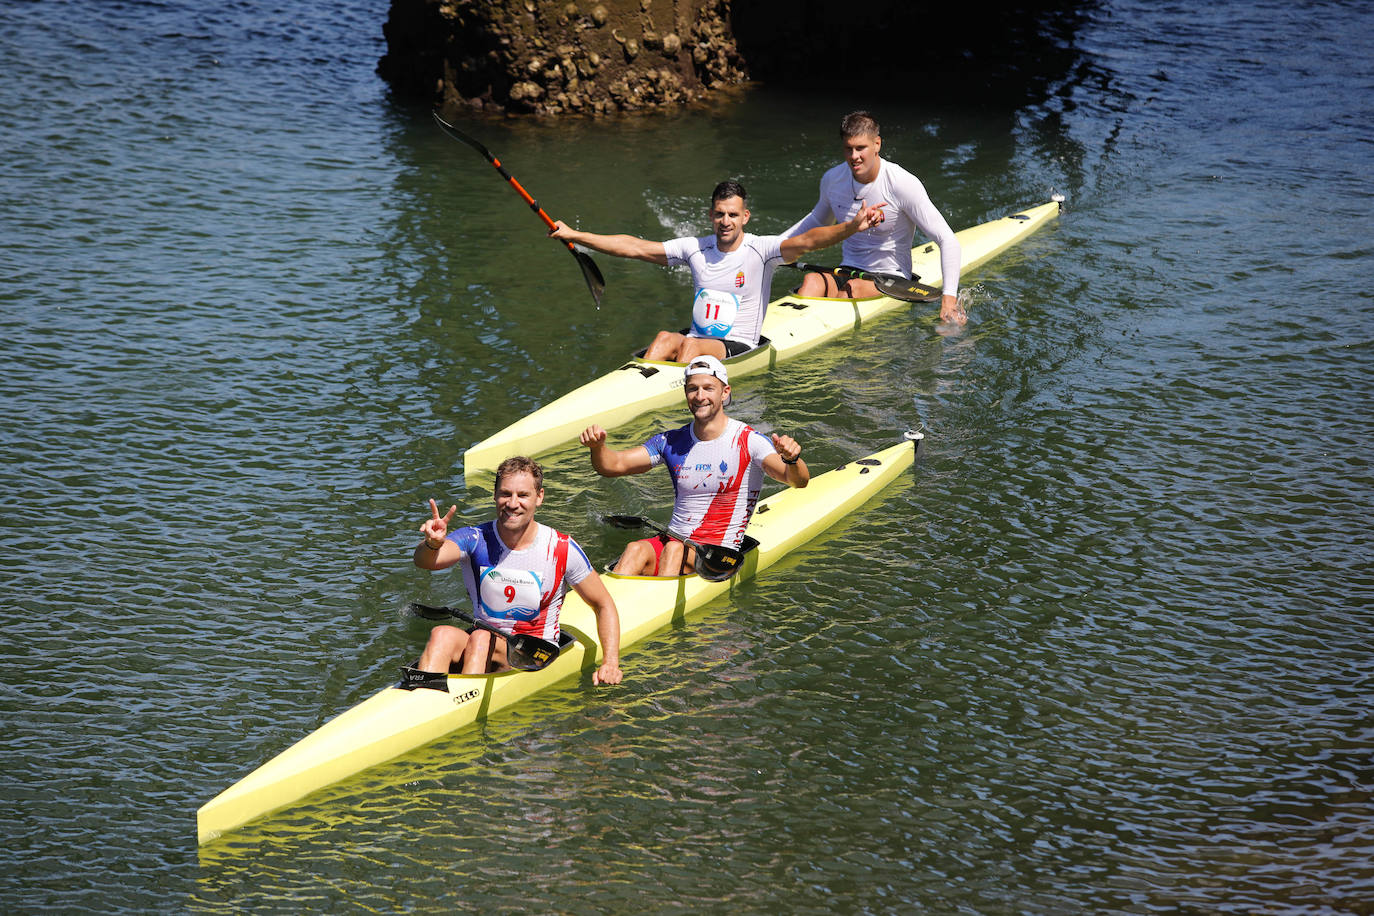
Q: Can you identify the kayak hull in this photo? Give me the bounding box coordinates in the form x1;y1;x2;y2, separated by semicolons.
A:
461;343;777;475
463;200;1060;475
197;437;920;845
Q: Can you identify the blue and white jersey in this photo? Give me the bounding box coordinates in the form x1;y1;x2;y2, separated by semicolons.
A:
441;521;593;642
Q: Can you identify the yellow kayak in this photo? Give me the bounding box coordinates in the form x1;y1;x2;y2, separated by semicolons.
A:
462;200;1060;476
197;434;921;845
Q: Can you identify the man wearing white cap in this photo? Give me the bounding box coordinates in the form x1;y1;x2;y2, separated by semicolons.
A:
579;355;808;577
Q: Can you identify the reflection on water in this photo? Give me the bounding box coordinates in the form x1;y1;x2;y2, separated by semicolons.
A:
3;0;1373;911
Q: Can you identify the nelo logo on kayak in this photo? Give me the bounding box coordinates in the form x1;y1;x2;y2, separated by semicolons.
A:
451;689;480;706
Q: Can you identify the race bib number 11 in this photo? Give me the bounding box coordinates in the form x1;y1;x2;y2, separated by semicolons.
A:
690;288;739;339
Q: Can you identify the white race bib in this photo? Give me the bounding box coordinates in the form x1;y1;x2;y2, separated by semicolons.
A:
478;567;543;623
690;288;739;339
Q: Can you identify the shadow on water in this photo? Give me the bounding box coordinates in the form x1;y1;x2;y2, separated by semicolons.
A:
734;0;1099;101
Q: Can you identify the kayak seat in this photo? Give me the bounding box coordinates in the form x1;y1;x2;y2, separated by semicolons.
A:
627;337;770;365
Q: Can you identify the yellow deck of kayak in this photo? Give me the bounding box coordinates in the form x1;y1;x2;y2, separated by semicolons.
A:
462;200;1060;476
197;436;919;845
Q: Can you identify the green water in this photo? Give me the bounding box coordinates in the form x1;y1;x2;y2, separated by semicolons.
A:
2;0;1371;912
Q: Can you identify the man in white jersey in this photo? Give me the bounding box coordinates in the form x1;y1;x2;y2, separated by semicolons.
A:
579;355;809;577
406;455;623;689
548;180;884;361
787;110;966;325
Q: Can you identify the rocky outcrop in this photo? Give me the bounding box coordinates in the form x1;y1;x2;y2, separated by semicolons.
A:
378;0;748;116
378;0;1094;117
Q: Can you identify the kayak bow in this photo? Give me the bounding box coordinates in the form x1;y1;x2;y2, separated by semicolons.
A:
197;435;920;845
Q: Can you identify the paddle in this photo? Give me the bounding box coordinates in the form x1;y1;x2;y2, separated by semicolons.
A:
432;111;606;307
408;602;560;672
602;514;747;582
786;262;941;302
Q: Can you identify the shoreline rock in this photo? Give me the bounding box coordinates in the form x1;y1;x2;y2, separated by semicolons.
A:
377;0;1095;118
378;0;748;117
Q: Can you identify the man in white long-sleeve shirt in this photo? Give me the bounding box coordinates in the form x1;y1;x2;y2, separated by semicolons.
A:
786;111;966;324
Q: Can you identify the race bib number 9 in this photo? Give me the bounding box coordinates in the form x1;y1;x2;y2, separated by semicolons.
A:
690;288;739;339
478;567;543;623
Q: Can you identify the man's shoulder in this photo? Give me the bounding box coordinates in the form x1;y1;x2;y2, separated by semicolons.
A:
877;159;925;193
665;234;716;256
455;520;491;540
645;422;693;450
538;522;578;549
739;232;784;253
819;160;851;184
737;418;771;440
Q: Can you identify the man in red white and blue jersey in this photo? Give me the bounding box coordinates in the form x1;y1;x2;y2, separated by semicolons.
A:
580;355;810;577
412;456;623;686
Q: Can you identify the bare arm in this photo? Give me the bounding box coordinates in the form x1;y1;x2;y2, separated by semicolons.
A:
581;424;655;477
549;220;669;265
761;433;809;488
779;203;885;263
571;572;622;685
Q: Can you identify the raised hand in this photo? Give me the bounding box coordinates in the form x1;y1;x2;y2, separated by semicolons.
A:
770;433;801;464
421;498;457;543
853;202;887;231
579;424;608;449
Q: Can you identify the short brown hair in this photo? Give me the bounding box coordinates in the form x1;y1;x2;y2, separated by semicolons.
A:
711;179;748;205
494;456;544;493
841;111;880;140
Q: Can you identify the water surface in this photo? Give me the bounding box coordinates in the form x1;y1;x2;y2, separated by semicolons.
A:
2;0;1371;912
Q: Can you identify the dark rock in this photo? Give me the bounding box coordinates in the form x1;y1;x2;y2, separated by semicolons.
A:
379;0;743;116
378;0;1094;117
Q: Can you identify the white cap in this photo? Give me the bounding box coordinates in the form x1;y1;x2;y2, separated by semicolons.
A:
684;355;728;385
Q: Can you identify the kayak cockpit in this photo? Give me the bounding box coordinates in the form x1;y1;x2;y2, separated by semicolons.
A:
622;337;772;370
600;535;760;580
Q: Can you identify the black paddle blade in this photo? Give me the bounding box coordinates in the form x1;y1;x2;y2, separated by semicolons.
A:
603;514;649;530
872;275;941;302
693;544;745;582
432;112;493;161
409;602;456;620
573;249;606;307
408;602;558;672
505;633;560;671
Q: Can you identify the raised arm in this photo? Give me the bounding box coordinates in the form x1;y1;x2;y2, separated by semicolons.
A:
414;498;461;570
779;203;885;264
549;220;669;265
761;433;810;488
580;424;655;477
